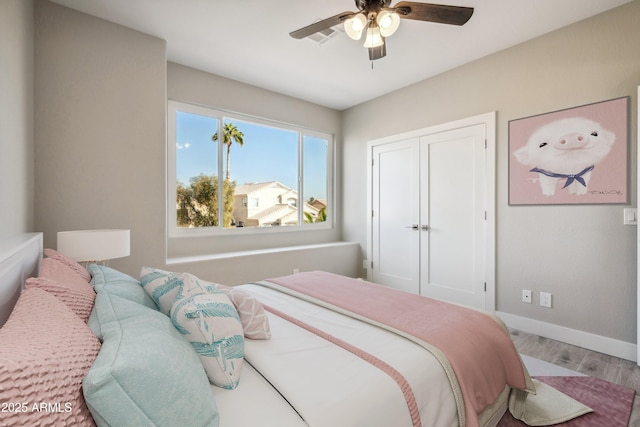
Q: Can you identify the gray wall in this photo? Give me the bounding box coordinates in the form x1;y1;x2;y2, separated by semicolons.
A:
32;1;358;285
342;2;640;344
0;0;34;239
34;0;167;276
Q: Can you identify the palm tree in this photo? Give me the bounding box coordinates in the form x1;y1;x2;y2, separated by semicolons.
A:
212;123;244;181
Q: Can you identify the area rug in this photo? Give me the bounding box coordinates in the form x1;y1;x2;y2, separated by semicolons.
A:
498;376;635;427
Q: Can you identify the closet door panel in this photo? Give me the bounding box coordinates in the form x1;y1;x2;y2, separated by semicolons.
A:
371;138;420;294
419;124;487;310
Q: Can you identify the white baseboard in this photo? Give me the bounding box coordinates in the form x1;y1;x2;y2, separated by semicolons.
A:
496;311;637;363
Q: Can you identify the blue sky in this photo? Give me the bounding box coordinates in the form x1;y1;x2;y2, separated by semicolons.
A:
175;111;328;200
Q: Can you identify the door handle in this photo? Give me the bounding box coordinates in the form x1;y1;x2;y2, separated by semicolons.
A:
405;224;419;230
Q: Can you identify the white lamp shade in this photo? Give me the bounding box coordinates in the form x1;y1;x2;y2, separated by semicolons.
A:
345;13;367;40
377;10;400;37
57;229;130;262
363;25;384;48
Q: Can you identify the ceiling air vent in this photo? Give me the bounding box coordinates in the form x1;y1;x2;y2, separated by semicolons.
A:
306;23;343;45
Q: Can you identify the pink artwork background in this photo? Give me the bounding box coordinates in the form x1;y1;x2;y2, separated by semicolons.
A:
509;97;628;205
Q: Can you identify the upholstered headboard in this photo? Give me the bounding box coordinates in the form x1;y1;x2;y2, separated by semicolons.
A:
0;233;42;327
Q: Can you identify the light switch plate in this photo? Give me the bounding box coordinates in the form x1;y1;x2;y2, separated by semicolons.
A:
623;208;637;225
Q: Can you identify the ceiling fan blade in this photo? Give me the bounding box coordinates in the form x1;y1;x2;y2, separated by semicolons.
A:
394;2;474;26
289;11;355;39
368;40;387;60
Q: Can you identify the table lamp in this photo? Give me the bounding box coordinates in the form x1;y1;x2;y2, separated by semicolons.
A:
57;229;130;266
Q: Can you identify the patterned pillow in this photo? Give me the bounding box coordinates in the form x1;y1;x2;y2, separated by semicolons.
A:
140;267;271;339
25;276;95;322
0;288;101;426
44;247;91;281
140;267;215;315
170;286;244;390
211;283;271;340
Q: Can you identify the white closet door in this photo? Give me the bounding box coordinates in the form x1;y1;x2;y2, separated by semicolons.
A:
371;138;420;294
368;113;495;311
419;124;487;310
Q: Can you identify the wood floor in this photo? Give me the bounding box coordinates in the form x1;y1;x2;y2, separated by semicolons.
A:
508;328;640;426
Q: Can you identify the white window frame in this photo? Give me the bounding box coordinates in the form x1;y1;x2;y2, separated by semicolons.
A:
167;100;334;237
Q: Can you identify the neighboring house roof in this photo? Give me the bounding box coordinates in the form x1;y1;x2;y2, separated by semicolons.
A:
252;204;296;225
310;199;326;210
234;181;292;196
244;201;320;226
303;202;320;215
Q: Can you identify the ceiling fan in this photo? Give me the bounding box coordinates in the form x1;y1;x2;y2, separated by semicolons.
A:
290;1;474;60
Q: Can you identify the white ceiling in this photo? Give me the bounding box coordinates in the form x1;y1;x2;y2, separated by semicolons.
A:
50;0;632;111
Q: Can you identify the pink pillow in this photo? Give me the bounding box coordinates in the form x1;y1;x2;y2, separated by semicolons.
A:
41;257;91;287
45;248;91;282
25;277;95;322
212;283;271;340
0;288;101;426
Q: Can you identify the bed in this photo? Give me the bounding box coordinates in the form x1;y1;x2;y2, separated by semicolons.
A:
0;233;587;427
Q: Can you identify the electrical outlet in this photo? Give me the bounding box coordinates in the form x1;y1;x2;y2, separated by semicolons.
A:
521;289;532;304
540;292;552;308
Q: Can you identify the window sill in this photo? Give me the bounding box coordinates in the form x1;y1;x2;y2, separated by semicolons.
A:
166;241;356;266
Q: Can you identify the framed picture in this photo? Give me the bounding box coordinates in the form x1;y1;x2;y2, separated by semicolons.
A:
509;96;629;205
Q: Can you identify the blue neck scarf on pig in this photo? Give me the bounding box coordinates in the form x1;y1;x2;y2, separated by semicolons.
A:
529;165;595;189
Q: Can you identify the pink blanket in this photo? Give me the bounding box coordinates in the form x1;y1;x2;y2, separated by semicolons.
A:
267;271;529;427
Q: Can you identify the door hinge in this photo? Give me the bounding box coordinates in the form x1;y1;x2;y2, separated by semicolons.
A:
371;210;374;218
484;282;487;292
371;261;374;269
484;139;487;149
484;211;487;220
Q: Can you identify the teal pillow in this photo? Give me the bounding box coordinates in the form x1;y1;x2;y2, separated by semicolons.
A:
87;265;159;341
83;292;219;427
88;265;157;310
87;309;102;341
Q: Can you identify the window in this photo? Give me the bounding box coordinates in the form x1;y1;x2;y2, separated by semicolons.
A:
168;100;333;236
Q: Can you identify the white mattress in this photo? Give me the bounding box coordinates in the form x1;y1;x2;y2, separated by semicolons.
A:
210;362;307;427
213;283;461;427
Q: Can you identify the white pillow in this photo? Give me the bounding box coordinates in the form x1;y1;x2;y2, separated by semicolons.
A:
171;287;244;390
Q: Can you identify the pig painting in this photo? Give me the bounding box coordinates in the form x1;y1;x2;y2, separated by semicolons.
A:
513;117;615;196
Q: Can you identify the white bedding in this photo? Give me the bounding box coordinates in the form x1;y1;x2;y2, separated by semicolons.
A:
210;362;307;427
228;283;461;427
0;236;582;427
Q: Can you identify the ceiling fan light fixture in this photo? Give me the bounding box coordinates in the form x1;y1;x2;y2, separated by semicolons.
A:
344;13;367;40
376;10;400;37
289;2;474;62
363;23;384;48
